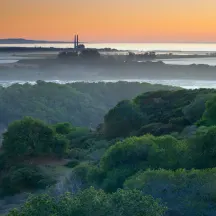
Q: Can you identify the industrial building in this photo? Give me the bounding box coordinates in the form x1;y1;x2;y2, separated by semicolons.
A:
74;34;85;50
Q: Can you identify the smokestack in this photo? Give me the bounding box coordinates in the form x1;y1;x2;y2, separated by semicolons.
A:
74;35;77;49
76;35;79;47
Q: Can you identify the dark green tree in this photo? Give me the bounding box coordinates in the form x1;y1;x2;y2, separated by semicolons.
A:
8;187;166;216
104;100;147;138
201;95;216;126
52;134;69;158
2;117;54;157
53;122;73;135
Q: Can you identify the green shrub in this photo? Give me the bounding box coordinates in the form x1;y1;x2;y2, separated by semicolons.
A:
187;126;216;169
104;100;147;138
53;122;73;135
71;163;97;188
8;187;167;216
101;136;155;171
67;127;91;148
101;135;186;172
71;163;105;188
102;89;215;138
137;123;178;136
101;167;136;192
198;94;216;126
0;165;55;196
183;94;214;124
124;169;216;216
2;117;54;158
52;134;69;158
148;135;188;169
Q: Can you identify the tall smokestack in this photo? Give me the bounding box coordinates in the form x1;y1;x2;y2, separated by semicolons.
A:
74;35;76;49
76;35;79;47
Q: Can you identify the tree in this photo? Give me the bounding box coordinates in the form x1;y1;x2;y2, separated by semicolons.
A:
124;169;216;216
53;122;73;135
8;194;57;216
101;136;155;171
104;100;147;138
188;126;216;168
79;49;101;59
52;134;69;158
183;94;213;124
110;189;166;216
2;117;54;157
8;187;166;216
201;95;216;126
0;165;54;196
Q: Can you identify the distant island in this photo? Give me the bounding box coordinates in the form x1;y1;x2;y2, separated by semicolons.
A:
0;38;71;44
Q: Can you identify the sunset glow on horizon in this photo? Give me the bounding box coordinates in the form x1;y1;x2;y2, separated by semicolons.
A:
1;0;216;42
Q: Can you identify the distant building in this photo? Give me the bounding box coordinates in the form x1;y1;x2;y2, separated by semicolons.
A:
58;34;86;59
74;34;85;50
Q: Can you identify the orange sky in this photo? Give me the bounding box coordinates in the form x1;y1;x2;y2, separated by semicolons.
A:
1;0;216;42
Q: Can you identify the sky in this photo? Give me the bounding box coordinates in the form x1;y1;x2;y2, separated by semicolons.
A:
1;0;216;42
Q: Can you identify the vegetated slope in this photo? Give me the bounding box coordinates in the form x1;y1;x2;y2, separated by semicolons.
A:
103;88;216;138
0;81;178;131
4;88;216;215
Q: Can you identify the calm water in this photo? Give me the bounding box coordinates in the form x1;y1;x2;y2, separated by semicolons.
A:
1;43;216;52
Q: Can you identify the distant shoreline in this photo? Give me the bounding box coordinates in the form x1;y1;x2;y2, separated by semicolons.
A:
0;38;72;44
0;47;119;53
3;42;216;53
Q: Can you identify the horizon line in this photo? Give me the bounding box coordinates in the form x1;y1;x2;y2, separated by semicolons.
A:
1;38;216;44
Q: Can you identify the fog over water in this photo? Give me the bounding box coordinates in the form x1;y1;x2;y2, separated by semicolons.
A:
1;43;216;88
1;43;216;65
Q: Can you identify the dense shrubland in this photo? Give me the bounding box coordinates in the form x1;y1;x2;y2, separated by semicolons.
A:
8;187;166;216
103;89;216;138
3;86;216;215
124;169;216;216
0;81;177;131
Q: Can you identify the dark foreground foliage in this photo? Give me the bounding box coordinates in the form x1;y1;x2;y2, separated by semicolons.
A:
103;89;215;138
3;86;216;216
0;164;55;196
124;169;216;216
8;187;166;216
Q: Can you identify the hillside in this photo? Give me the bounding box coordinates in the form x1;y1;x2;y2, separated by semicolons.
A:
0;81;178;132
2;87;216;215
103;88;216;138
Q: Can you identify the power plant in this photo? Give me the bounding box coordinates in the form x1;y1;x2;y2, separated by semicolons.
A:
58;34;86;58
74;34;79;49
74;34;85;50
